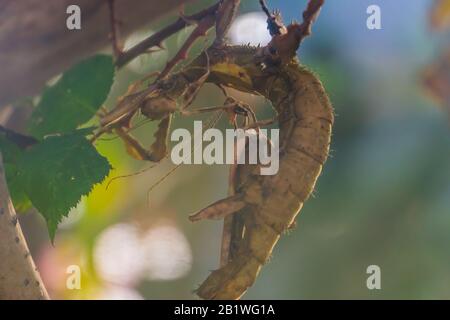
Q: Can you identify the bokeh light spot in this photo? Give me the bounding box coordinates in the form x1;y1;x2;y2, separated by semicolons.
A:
229;12;271;46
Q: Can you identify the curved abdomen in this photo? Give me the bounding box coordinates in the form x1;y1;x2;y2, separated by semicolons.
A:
196;65;333;300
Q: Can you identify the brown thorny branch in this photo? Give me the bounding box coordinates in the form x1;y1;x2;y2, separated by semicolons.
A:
0;0;325;143
114;0;323;70
0;0;325;299
114;1;221;69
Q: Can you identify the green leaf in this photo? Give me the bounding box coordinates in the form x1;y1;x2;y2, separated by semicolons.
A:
17;132;112;240
0;135;32;212
0;134;21;165
28;55;115;139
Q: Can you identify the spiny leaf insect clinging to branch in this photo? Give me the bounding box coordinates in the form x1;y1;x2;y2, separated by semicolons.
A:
96;0;332;300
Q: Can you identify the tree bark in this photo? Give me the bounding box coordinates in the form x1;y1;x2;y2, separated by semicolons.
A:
0;153;49;299
0;0;196;109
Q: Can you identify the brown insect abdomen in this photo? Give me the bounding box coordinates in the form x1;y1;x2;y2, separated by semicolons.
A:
237;67;333;284
292;72;334;124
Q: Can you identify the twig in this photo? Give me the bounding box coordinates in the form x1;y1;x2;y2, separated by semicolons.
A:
214;0;241;46
0;153;49;299
158;0;241;80
107;0;123;59
115;2;220;68
158;14;215;80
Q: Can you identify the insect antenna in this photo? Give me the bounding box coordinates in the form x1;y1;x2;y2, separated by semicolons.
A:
105;163;159;190
146;163;182;206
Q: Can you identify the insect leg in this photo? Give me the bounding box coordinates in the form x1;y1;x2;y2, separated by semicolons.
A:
219;104;267;265
178;52;211;112
222;148;249;266
180;100;256;134
99;72;160;128
146;114;172;162
180;104;234;116
242;117;277;130
114;127;154;161
189;101;257;224
114;114;172;162
179;100;251;117
189;194;246;222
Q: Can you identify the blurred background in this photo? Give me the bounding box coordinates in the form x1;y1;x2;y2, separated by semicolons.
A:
2;0;450;299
